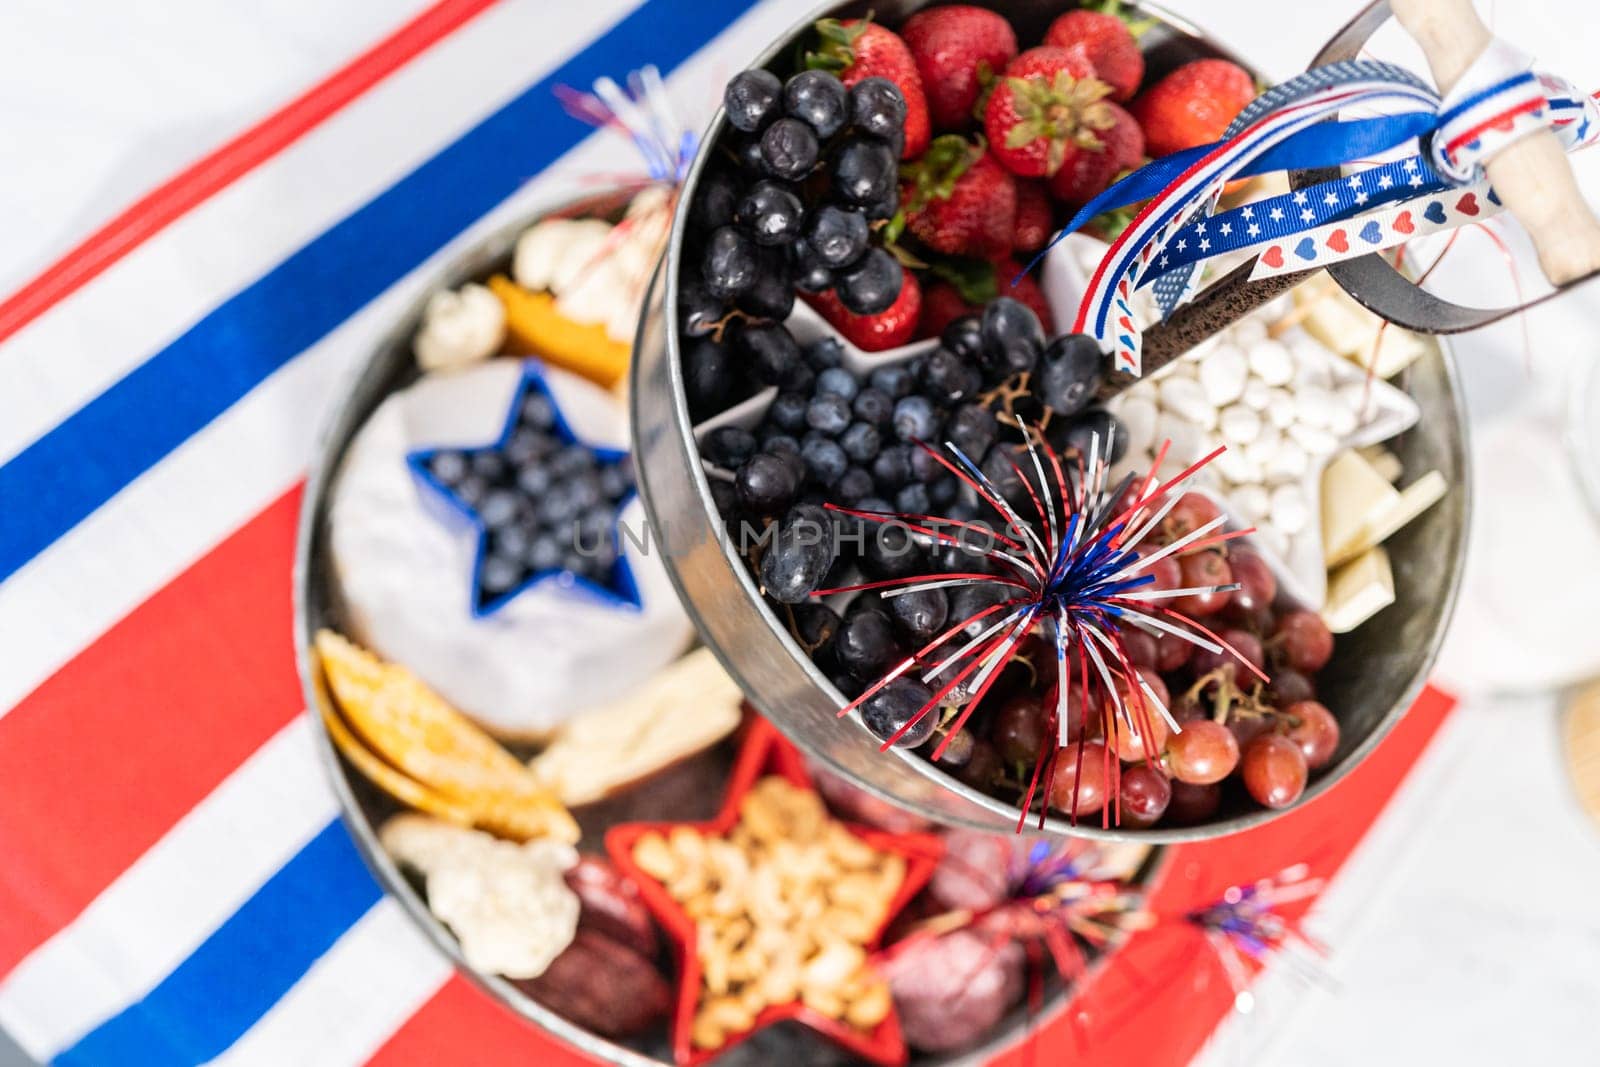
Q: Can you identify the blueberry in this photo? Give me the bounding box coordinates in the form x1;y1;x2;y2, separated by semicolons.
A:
800;434;848;486
692;168;741;231
941;315;984;363
946;403;998;461
1037;333;1106;418
908;445;943;483
862;182;900;222
891;395;941;443
980;296;1045;377
889;587;948;643
706;425;758;468
516;463;551;496
849;77;908;146
760;430;800;456
894;482;931;514
869;363;913;399
760;504;836;604
832;137;897;207
840;421;881;463
528;535;563;572
703;226;759;299
539;482;579;524
871;444;912;490
792;239;835;293
858;496;893;514
835;247;902;315
504;429;549;467
598;464;630;500
804;204;869;269
836;466;874;505
736;451;800;514
735;181;804;246
520;393;556;431
760;117;819;181
834;608;900;680
806;392;852;436
852;386;893;426
920;347;983;404
550;445;595;480
783;69;849;138
929;476;958;508
806;337;846;371
480;554;523;596
470;452;508;482
479;489;521;529
816;366;859;400
730;134;766;176
783;361;817;394
768;391;809;433
737;322;802;385
723;69;782;133
429;450;467;485
683;338;730;419
709;478;740;520
454;475;488;507
738;248;796;320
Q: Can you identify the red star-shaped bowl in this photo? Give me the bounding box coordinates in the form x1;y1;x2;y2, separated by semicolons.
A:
606;718;944;1066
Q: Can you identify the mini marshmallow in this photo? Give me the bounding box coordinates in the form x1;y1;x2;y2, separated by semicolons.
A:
1118;396;1159;458
1327;403;1358;437
1293;385;1338;430
1232;317;1269;348
1288;420;1339;457
1266;388;1297;429
1198;343;1249;406
1244;427;1283;470
1158;375;1218;429
1213;443;1259;484
1270;483;1310;534
1155;410;1203;463
1219;404;1262;445
1248;338;1295;386
1241;378;1271;411
1233;484;1271;521
1264;439;1309;482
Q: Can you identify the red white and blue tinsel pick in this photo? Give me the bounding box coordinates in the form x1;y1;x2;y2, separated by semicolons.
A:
817;421;1268;829
1188;864;1331;1015
1026;48;1600;376
554;65;698;183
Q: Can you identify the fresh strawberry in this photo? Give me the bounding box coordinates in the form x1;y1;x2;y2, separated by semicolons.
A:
1012;180;1055;252
1048;100;1143;205
806;267;922;351
993;258;1054;334
899;5;1017;131
1132;58;1255;158
900;136;1017;257
917;281;980;338
983;46;1117;178
1044;8;1144;101
808;18;931;158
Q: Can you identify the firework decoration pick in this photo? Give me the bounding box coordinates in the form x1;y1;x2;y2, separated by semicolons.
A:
554;65;698;184
1188;864;1331;1015
817;421;1269;830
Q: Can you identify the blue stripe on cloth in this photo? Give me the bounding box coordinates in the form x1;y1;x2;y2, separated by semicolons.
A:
52;821;379;1066
0;0;760;582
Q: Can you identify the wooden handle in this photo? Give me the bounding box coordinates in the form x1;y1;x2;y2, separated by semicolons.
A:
1391;0;1600;285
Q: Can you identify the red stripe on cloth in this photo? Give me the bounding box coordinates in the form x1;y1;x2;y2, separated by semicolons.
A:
0;0;496;348
366;975;593;1067
989;684;1459;1067
0;486;305;977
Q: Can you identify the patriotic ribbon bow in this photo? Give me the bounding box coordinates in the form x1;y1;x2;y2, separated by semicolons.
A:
1042;52;1600;376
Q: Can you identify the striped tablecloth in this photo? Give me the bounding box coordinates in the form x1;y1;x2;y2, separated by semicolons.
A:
0;2;1456;1064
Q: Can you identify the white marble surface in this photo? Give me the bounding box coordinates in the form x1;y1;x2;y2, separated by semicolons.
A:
3;2;1600;1066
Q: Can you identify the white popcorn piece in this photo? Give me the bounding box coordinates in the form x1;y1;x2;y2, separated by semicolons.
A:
413;284;507;372
1219;404;1262;445
1270;483;1310;534
1248;338;1295;386
1198;343;1249;406
1158;375;1218;428
512;218;613;294
1326;402;1358;437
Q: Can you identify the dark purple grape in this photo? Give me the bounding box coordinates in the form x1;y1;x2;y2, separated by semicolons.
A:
735;451;800;514
737;322;801;385
760;430;800;456
835;247;901;315
805;204;869;268
680;277;727;339
980;297;1044;377
760;504;834;603
1049;408;1128;462
759;117;819;180
1037;333;1105;418
862;520;921;578
956;739;1003;788
806;337;845;371
702;226;759;299
691;169;741;231
849;77;907;145
861;677;936;747
835;608;899;679
792;239;834;293
724;69;782;133
735;181;804;246
889;587;948;643
737;249;795;320
793;602;841;651
941;315;984;363
832;136;897;206
945;403;998;460
920;348;983;404
783;68;849;138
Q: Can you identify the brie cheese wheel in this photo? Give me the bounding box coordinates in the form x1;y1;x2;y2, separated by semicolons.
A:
329;358;693;738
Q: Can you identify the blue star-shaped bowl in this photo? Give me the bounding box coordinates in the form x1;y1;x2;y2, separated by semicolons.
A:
405;361;641;618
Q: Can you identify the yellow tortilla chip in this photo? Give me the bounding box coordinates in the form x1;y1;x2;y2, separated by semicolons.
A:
320;703;475;826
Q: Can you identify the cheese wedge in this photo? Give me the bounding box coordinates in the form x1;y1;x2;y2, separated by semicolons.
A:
1294;279;1426;378
1323;545;1395;633
1322;450;1447;569
1357;444;1404;483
